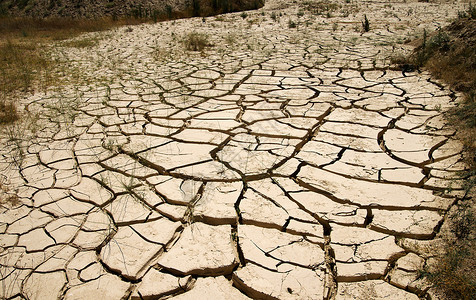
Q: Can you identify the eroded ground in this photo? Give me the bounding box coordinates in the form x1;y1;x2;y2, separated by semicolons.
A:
0;0;470;299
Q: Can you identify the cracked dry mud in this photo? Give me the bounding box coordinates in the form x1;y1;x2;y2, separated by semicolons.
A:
0;0;470;299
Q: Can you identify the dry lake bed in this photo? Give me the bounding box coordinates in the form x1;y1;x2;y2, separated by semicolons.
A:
0;0;471;299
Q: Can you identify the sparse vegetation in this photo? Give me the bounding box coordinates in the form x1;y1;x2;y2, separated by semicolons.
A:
395;15;476;300
2;0;264;20
420;244;476;300
418;201;476;300
299;0;340;16
0;40;50;126
0;17;151;127
0;40;50;94
0;180;19;206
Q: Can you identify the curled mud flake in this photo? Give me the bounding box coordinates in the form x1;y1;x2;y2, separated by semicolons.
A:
233;262;325;300
387;253;430;294
170;276;251;300
23;271;66;300
157;223;238;276
18;228;56;252
131;268;192;299
336;280;419;300
6;209;53;234
64;273;131;299
70;177;113;206
297;166;443;209
99;225;166;280
239;189;289;230
369;209;444;239
193;181;242;225
238;225;325;270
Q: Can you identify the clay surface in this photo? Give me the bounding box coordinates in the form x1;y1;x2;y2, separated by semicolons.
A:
0;0;468;299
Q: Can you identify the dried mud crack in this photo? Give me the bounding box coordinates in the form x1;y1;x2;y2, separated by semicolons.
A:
0;0;471;299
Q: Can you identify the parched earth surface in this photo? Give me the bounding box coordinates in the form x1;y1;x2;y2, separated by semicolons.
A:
0;0;471;299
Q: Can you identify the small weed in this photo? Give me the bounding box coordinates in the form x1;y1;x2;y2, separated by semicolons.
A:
225;33;236;46
271;12;277;21
288;20;297;28
3;111;39;169
183;32;211;51
362;14;370;32
452;92;476;131
240;12;248;19
44;93;80;125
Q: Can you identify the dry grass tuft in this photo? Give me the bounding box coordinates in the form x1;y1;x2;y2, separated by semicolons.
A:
184;32;212;51
0;101;18;125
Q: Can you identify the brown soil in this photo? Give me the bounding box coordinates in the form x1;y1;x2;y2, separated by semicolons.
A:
415;17;476;300
1;0;265;19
